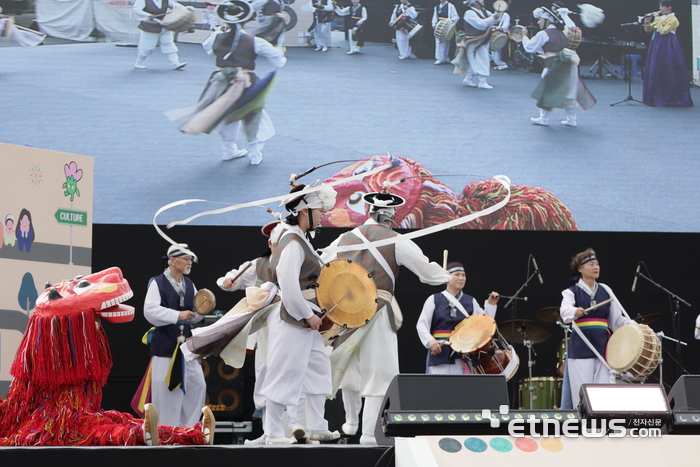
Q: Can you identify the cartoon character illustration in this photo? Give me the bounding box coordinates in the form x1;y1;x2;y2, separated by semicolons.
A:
321;155;577;231
0;267;214;446
3;214;16;247
17;272;38;312
16;208;34;253
62;161;83;202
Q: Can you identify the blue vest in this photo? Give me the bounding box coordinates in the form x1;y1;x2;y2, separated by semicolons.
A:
149;274;195;357
436;3;449;19
345;5;363;29
568;284;611;359
428;292;474;366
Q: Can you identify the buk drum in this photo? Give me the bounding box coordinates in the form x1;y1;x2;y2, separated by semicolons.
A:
390;13;423;40
315;259;378;339
193;288;216;315
434;18;456;42
162;8;196;32
449;314;520;380
519;377;563;409
557;337;569;376
489;29;508;52
606;323;662;380
508;24;526;43
563;26;582;49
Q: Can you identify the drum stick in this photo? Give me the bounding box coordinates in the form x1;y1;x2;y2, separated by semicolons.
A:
496;294;527;301
230;262;253;284
443;250;448;270
583;297;614;313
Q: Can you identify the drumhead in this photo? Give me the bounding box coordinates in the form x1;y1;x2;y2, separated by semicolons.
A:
316;259;378;328
194;288;216;315
449;314;496;354
606;323;645;371
489;31;508;52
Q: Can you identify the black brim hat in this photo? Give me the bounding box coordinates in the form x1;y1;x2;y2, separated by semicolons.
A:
363;191;405;208
216;0;254;25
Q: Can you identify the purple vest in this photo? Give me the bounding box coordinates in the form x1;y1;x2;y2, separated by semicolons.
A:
149;274;195;357
428;292;474;366
255;255;275;285
463;7;489;36
139;0;169;33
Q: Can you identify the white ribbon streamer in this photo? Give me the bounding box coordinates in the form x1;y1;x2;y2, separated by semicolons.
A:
321;175;512;255
152;163;392;248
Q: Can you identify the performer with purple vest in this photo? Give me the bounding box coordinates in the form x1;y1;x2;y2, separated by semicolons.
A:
258;182;341;444
312;0;334;51
559;248;631;408
132;0;189;70
143;243;207;427
322;189;451;445
334;0;367;55
523;6;595;127
416;262;500;374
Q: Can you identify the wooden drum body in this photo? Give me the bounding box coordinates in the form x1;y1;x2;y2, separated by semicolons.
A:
489;29;508;52
563;26;582;49
434;19;455;42
606;323;661;380
162;8;196;32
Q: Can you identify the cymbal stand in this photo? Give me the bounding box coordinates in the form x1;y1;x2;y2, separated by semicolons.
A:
635;266;691;383
521;329;537;410
504;266;539;408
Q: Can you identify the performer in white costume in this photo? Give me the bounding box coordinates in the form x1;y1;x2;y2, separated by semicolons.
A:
144;244;207;427
390;0;419;59
323;189;451;445
460;0;501;88
258;182;341;444
132;0;190;70
432;0;459;65
417;262;499;374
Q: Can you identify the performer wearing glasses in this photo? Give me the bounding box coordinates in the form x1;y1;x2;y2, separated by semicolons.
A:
143;243;207;427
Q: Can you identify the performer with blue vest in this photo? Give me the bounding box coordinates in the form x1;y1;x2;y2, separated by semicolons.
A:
312;0;334;51
144;243;207;427
390;0;419;60
334;0;367;55
416;262;500;374
132;0;190;70
559;248;631;408
431;0;459;65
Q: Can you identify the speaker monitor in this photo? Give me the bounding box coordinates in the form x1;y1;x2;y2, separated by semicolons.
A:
668;375;700;411
201;354;254;421
375;374;509;445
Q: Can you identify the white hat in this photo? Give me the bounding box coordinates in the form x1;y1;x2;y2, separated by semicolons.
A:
363;191;406;209
166;243;197;262
281;182;337;215
533;6;558;23
216;0;255;25
268;223;285;245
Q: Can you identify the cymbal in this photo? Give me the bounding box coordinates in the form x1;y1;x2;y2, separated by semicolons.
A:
633;313;662;325
535;307;561;323
498;319;552;344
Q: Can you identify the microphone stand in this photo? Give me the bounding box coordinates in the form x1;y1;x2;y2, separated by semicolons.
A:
504;268;539;408
655;331;688;390
635;270;691;384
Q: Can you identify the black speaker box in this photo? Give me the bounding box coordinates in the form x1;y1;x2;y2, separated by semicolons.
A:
375;374;509;444
668;375;700;411
201;354;255;421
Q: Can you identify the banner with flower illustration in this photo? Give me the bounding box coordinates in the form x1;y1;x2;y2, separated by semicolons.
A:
0;142;93;398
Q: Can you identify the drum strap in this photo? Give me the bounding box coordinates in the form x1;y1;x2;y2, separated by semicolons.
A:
441;290;469;318
350;228;395;288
